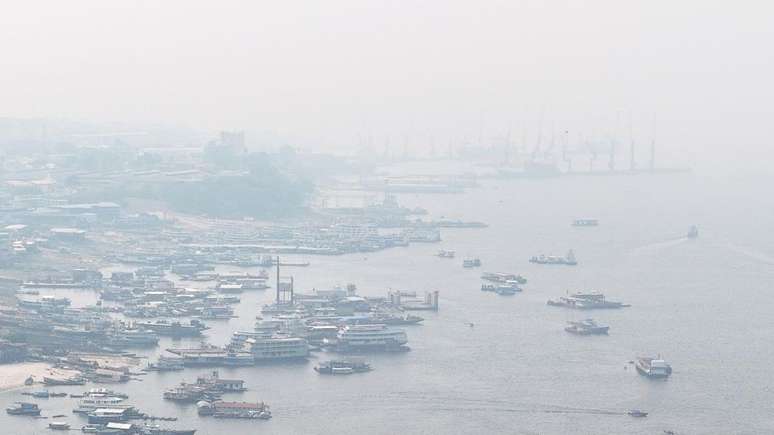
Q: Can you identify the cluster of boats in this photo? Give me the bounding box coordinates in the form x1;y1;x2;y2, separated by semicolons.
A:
7;388;197;434
163;371;246;403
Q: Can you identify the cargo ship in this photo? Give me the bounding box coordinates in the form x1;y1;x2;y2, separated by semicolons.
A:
530;250;577;266
481;272;527;285
547;293;629;309
314;359;372;375
197;401;271;419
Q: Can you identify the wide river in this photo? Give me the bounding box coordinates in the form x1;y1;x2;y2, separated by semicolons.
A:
3;168;773;434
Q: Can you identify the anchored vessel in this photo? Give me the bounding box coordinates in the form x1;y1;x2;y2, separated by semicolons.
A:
636;357;672;379
564;319;609;335
436;250;456;258
687;225;699;239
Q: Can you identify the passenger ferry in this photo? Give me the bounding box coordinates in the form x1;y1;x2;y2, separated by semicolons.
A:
247;336;309;361
334;324;408;351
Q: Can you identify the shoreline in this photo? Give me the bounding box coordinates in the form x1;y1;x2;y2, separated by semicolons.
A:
0;362;81;393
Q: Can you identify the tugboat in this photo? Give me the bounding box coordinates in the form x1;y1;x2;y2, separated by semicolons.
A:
314;359;372;375
635;357;672;379
530;250;577;266
687;225;699;239
628;409;648;418
6;402;41;416
564;319;609;335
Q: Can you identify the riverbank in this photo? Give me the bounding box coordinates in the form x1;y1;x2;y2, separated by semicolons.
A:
0;363;81;392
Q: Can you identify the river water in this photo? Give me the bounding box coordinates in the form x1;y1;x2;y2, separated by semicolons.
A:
3;169;774;434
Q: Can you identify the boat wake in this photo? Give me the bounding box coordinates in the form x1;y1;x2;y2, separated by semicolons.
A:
630;237;688;255
724;244;774;265
373;392;631;416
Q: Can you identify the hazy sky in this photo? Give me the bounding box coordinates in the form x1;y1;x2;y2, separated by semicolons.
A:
1;1;772;163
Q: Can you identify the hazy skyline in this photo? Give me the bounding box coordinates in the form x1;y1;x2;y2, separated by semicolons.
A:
2;1;772;167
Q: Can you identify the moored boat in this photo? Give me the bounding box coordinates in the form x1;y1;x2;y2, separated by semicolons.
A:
6;402;41;416
48;421;71;430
